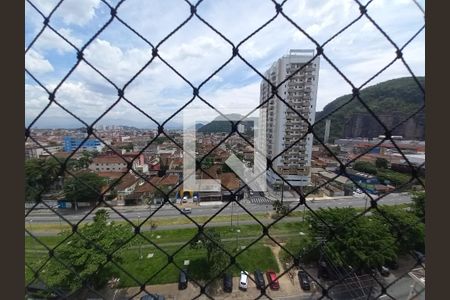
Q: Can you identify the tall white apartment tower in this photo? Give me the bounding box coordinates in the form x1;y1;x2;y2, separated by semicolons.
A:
260;49;320;187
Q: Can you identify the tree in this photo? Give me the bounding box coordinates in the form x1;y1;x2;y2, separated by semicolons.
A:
201;157;214;169
38;210;133;293
25;158;62;202
122;143;134;152
64;172;107;209
307;207;398;272
374;205;425;254
272;200;289;217
411;191;425;223
353;161;377;175
190;228;230;284
77;151;95;169
375;158;389;169
152;185;173;203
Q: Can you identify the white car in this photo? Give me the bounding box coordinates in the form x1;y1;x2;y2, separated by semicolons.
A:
181;207;192;214
239;271;248;290
182;196;188;203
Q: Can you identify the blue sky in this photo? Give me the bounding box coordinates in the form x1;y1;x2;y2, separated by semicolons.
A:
25;0;425;129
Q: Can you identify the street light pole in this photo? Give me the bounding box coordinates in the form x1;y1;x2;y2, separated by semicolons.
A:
230;200;234;229
138;214;142;259
72;185;77;213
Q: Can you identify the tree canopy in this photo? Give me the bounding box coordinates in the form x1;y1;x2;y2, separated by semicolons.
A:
353;161;378;175
38;210;133;293
374;205;425;254
63;172;107;208
411;191;425;223
307;207;398;271
375;158;389;169
190;228;230;281
25;158;62;202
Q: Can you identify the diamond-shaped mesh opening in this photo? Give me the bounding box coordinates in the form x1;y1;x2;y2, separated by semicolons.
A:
25;0;425;299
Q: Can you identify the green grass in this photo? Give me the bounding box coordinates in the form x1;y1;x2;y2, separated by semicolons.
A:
25;219;308;251
25;236;280;288
107;242;279;288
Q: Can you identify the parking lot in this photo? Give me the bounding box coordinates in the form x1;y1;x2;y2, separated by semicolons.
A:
120;274;314;300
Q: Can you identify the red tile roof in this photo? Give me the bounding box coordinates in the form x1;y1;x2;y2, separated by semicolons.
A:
219;172;240;190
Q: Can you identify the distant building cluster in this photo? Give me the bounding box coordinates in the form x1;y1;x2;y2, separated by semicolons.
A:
25;50;425;205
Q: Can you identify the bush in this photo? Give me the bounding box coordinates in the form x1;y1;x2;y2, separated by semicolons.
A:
353;161;378;175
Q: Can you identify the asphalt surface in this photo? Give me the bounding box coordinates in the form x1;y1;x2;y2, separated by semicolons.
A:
25;193;412;224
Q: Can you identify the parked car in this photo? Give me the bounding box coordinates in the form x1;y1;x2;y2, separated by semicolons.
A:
298;270;311;291
378;266;390;277
386;260;399;270
182;196;188;203
223;273;233;293
193;195;198;202
414;250;425;263
266;270;280;290
318;260;330;279
254;269;265;290
178;269;188;290
239;271;248;291
181;207;191;214
140;294;165;300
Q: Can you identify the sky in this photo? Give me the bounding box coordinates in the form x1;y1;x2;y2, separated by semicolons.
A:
25;0;425;129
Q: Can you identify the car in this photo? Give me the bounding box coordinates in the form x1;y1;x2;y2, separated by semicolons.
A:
223;273;233;293
266;270;280;290
298;270;311;291
386;260;399;270
178;269;188;290
318;260;330;279
181;207;191;214
378;266;390;277
140;294;165;300
254;269;265;290
193;195;198;202
249;190;254;196
182;196;188;203
239;271;248;291
414;250;425;263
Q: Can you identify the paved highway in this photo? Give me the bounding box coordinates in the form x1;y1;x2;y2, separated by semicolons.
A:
25;193;412;224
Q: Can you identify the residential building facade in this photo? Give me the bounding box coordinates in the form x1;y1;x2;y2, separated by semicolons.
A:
260;49;320;187
63;136;104;152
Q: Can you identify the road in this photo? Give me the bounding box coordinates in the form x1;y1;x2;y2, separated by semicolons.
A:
25;193;411;224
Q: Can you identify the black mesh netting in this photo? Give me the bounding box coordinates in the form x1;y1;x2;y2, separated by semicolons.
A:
25;0;425;299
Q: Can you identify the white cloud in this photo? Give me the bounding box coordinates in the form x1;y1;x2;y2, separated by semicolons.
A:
24;0;425;127
25;49;54;74
56;0;101;26
33;27;82;54
30;0;101;27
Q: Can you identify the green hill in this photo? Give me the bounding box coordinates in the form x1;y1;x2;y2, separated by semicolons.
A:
198;114;257;134
314;77;425;141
